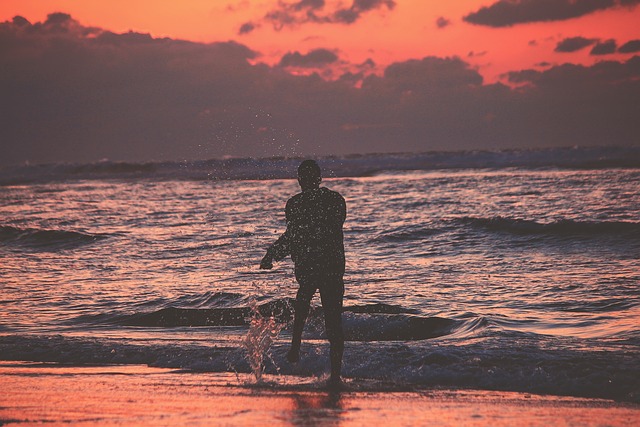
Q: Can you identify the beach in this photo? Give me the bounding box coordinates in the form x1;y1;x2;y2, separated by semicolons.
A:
1;362;638;426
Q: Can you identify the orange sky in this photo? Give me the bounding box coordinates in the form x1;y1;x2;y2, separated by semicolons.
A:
1;0;639;82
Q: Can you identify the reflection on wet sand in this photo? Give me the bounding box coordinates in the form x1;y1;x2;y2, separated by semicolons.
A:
1;363;637;426
288;391;343;427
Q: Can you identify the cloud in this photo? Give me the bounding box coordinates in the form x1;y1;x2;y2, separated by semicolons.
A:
333;0;397;24
340;0;397;22
507;56;638;82
436;16;451;28
618;39;640;53
279;48;339;67
590;39;617;55
464;0;640;27
554;36;598;52
467;50;488;58
1;14;639;166
500;56;639;143
372;56;484;89
255;0;396;31
238;21;257;35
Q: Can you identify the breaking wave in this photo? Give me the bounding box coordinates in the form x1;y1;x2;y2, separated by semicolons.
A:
112;301;478;342
0;333;637;402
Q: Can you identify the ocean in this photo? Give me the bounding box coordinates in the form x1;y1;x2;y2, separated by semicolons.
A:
1;146;639;402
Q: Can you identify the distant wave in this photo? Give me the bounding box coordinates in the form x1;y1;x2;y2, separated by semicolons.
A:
459;217;640;237
373;224;443;243
67;162;157;174
373;217;640;244
2;146;638;185
0;225;108;250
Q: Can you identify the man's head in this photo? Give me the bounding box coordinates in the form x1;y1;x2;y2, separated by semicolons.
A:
297;160;322;190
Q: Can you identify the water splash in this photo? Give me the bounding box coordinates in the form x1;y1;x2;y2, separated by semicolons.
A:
243;299;285;383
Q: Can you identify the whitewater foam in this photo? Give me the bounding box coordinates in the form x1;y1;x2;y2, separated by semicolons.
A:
1;333;636;402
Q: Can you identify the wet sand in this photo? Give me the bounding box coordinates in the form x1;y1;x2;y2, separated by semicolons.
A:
1;362;638;426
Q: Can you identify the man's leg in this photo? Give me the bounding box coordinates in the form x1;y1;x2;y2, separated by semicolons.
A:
288;284;315;363
319;276;344;383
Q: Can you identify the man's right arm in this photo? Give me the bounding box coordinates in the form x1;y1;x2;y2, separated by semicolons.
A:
260;229;291;269
260;199;294;269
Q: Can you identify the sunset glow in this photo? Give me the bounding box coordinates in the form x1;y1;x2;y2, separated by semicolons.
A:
1;0;638;81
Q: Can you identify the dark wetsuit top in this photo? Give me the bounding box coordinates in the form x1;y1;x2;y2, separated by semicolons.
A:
267;186;346;276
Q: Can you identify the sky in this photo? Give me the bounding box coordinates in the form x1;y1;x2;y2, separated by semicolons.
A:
1;0;639;165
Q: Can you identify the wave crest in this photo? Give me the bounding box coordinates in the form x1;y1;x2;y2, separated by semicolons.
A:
459;217;640;237
116;301;483;342
0;225;108;250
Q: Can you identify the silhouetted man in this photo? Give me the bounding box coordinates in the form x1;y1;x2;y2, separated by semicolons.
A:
260;160;346;385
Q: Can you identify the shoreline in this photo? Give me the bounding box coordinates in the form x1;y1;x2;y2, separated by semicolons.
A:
1;362;638;426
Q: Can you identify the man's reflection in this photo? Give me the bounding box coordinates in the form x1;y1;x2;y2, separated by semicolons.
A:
288;391;344;427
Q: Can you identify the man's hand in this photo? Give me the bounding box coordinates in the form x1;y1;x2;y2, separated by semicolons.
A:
260;254;273;270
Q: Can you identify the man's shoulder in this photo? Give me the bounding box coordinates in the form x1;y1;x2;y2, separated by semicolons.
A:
320;187;344;201
287;187;344;208
287;191;305;205
285;192;305;213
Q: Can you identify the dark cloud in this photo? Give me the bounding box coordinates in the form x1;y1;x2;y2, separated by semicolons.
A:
467;50;488;57
590;39;617;55
436;17;451;28
11;15;31;26
279;48;339;67
379;56;484;87
238;21;257;35
507;56;638;82
500;56;639;144
554;36;598;52
360;58;376;68
45;11;72;25
1;14;638;166
464;0;640;27
259;0;395;30
333;0;396;24
619;39;640;53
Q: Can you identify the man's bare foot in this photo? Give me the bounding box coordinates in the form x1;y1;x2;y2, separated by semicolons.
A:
286;347;300;363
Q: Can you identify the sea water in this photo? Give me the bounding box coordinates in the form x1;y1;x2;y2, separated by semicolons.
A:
0;147;639;401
